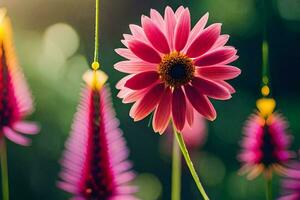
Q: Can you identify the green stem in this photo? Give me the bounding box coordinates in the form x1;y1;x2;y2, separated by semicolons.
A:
262;41;269;86
265;177;272;200
93;0;99;62
171;123;181;200
0;138;9;200
174;127;209;200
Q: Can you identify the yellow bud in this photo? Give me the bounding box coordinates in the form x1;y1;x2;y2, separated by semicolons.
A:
91;61;100;70
256;98;276;118
261;85;270;96
83;69;108;90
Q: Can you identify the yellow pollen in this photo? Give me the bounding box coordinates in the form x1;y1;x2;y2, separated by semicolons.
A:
158;52;195;88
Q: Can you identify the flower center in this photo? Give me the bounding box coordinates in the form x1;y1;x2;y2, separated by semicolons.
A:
158;52;195;87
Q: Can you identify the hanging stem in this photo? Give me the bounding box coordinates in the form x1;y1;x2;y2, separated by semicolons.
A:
93;0;99;63
0;138;9;200
171;123;181;200
262;41;269;85
265;177;272;200
173;125;209;200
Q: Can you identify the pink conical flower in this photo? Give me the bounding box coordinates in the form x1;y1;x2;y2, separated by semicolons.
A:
279;159;300;200
114;6;240;133
0;10;39;146
238;112;293;180
58;71;137;200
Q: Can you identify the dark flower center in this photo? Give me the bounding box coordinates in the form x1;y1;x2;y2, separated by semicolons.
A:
83;90;115;200
261;124;277;167
158;52;195;87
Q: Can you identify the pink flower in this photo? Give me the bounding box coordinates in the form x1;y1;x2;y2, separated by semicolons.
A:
238;113;293;180
161;112;207;155
0;11;39;146
179;113;207;149
279;160;300;200
58;74;137;200
114;6;240;133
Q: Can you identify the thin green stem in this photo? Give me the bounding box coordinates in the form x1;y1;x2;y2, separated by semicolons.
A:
261;0;270;88
0;138;9;200
174;128;209;200
93;0;99;62
262;41;269;86
265;177;272;200
171;123;181;200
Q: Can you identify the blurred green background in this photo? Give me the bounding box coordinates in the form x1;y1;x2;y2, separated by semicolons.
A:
1;0;300;199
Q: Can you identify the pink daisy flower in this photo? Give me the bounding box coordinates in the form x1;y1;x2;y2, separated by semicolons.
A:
279;160;300;200
0;10;39;146
58;71;137;200
238;113;293;180
114;6;240;133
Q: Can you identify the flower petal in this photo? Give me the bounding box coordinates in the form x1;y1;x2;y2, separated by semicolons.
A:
211;34;229;50
128;40;161;63
184;84;216;121
13;121;40;135
3;127;31;146
175;6;185;18
172;87;186;131
142;16;170;54
130;83;165;121
125;71;159;90
196;65;241;80
192;77;231;100
194;47;237;66
115;48;138;60
116;75;134;90
186;98;194;127
186;23;221;58
215;80;236;94
187;12;209;47
153;87;172;134
129;24;148;43
150;9;165;28
114;61;157;73
164;6;176;50
174;8;191;51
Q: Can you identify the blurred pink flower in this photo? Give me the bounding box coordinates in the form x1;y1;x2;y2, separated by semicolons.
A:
0;12;39;146
180;113;207;149
114;6;240;134
238;113;293;180
58;79;137;200
161;112;207;155
279;160;300;200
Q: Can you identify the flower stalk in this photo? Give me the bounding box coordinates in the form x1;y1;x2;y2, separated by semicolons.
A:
93;0;99;63
0;138;9;200
173;125;209;200
171;122;181;200
265;177;272;200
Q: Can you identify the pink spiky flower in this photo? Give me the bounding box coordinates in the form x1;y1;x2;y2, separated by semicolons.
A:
0;10;39;146
58;71;138;200
279;159;300;200
238;112;293;180
114;6;240;133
